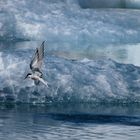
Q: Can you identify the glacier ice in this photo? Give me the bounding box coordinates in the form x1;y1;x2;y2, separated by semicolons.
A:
1;0;140;104
1;0;140;45
0;48;140;103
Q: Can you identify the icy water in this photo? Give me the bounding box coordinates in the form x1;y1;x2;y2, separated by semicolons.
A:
0;103;140;140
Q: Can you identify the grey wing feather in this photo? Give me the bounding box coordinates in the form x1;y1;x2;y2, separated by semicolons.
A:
30;41;45;71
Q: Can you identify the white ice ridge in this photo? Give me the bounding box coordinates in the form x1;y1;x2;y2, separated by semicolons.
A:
0;53;140;103
1;0;140;44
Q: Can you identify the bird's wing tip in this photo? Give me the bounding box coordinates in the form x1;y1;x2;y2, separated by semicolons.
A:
42;40;46;45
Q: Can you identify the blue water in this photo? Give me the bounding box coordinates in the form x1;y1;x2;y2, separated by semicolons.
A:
0;103;140;140
1;0;140;139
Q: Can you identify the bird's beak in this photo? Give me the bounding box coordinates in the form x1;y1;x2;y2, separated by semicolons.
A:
24;75;28;79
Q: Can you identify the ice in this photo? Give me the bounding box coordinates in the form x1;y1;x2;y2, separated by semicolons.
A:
0;0;140;45
1;0;140;103
0;50;140;103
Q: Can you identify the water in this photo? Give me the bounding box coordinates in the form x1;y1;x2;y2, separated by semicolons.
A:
0;103;140;140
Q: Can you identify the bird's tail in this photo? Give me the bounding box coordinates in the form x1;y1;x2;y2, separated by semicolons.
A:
38;77;49;87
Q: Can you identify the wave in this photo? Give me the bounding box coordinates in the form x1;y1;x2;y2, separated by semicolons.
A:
0;51;140;103
1;0;140;44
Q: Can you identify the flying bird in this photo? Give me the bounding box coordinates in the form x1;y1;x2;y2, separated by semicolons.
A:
25;41;48;87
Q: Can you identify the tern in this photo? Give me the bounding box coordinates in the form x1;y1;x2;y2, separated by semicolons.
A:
25;41;48;87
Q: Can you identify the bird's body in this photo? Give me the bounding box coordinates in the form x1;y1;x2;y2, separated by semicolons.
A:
25;41;48;87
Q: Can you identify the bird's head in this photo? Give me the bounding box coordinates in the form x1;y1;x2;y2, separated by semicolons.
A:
24;73;32;79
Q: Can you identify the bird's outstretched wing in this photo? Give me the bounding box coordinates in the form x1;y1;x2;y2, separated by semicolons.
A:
30;41;45;71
